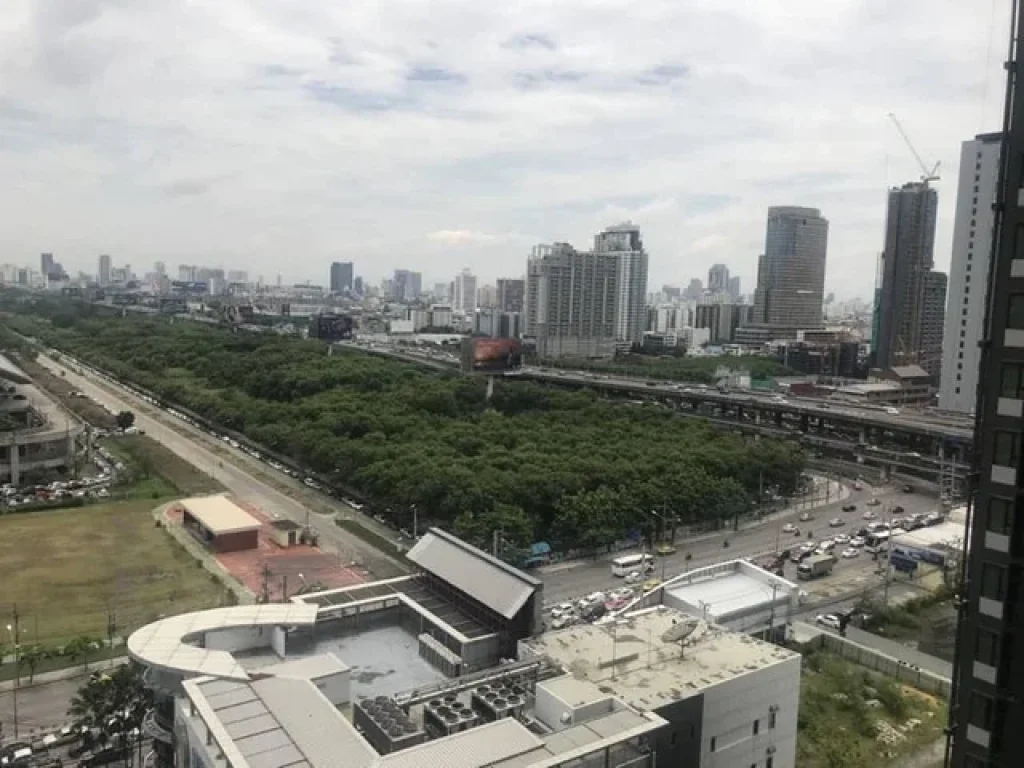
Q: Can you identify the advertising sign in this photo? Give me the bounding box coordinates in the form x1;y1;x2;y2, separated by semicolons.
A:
461;338;523;374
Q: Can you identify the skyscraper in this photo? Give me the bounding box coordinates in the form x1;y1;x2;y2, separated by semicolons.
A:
40;253;54;276
496;278;525;313
940;133;1001;413
392;270;422;301
949;17;1024;762
525;244;618;358
751;206;829;332
98;253;111;285
727;275;741;301
875;182;946;379
330;261;354;293
453;268;477;313
708;264;730;294
593;222;649;344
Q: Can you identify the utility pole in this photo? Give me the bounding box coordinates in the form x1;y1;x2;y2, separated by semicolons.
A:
7;604;19;740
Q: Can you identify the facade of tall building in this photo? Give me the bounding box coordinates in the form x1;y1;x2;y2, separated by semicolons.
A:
727;275;741;300
526;243;618;358
751;206;829;332
940;134;1002;413
875;182;945;379
40;252;53;276
694;303;754;343
707;263;730;294
353;276;364;295
330;261;354;293
496;278;525;313
391;270;421;301
921;270;947;381
453;268;477;313
98;253;111;285
477;284;497;308
950;21;1024;763
593;222;649;343
684;278;703;301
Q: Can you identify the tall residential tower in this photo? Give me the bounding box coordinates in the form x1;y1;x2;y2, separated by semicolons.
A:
593;222;649;344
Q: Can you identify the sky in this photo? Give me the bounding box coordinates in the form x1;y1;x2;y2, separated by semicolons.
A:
0;0;1013;300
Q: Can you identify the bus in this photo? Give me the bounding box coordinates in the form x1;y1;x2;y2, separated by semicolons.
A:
611;553;655;577
865;530;891;553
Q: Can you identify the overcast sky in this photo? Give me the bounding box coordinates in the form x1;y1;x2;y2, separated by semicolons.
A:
0;0;1012;299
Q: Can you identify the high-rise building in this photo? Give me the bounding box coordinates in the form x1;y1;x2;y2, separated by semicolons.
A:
353;276;364;295
949;20;1024;762
875;182;945;379
708;263;730;294
154;261;166;276
432;282;449;301
496;278;525;313
727;275;741;300
477;284;497;308
330;261;354;293
98;253;111;285
593;222;649;344
683;278;703;301
694;303;754;343
391;270;421;301
40;253;54;276
226;269;248;284
526;243;618;358
751;206;829;332
939;133;1001;413
453;268;477;313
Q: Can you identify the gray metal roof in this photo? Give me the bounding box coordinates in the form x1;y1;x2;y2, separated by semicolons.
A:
378;719;543;768
406;529;539;620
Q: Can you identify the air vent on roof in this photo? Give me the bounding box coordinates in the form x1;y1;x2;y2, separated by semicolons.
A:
353;697;425;755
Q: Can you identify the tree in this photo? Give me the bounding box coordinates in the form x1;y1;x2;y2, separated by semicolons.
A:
65;636;96;671
68;664;151;739
19;644;44;683
115;411;135;430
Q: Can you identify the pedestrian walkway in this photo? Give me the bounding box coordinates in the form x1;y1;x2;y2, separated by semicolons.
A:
0;656;125;694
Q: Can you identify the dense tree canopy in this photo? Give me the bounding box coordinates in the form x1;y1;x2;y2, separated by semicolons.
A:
1;297;805;551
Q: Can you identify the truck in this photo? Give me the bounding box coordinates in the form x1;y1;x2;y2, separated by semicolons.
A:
797;554;836;580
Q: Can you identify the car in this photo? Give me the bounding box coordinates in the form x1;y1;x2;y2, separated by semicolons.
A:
841;504;857;512
829;517;845;527
655;543;677;556
925;512;943;526
891;527;907;537
792;527;802;536
902;484;915;493
833;533;850;544
852;482;864;491
850;536;866;547
584;591;607;604
550;616;574;630
892;505;905;515
642;578;662;592
842;547;860;559
799;512;813;522
815;614;842;630
624;570;643;584
862;510;877;520
610;587;635;601
782;523;797;533
866;498;881;507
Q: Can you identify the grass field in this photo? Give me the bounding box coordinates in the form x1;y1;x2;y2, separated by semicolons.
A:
0;499;228;648
103;435;224;498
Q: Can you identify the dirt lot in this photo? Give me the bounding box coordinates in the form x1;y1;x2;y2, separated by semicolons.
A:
0;500;228;648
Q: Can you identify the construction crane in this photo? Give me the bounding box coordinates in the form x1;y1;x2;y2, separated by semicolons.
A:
888;112;941;184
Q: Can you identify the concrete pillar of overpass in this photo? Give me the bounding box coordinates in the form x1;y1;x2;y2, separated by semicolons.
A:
774;411;783;427
754;410;761;425
880;463;891;482
10;442;20;487
859;426;868;445
800;414;809;433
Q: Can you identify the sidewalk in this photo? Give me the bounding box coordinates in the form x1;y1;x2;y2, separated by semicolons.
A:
0;656;125;694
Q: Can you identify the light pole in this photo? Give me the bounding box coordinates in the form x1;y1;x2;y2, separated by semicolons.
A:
6;617;19;740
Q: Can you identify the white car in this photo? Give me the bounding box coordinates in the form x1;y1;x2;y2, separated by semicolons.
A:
815;614;842;630
624;571;643;584
850;536;866;547
833;534;850;544
862;510;877;520
782;523;797;533
828;517;845;527
842;548;860;558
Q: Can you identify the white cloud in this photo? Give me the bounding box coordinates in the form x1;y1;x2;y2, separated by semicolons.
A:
0;0;1013;297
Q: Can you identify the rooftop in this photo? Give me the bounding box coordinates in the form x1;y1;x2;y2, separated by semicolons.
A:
127;604;319;680
893;519;967;552
180;494;262;535
406;528;541;621
520;606;798;711
663;561;797;620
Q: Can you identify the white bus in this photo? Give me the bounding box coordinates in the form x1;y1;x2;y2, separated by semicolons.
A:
611;553;655;577
865;530;891;553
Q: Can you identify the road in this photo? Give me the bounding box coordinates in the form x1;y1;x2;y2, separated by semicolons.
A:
36;355;407;581
540;480;945;605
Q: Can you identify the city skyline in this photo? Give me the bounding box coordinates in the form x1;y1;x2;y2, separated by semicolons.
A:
0;2;1010;301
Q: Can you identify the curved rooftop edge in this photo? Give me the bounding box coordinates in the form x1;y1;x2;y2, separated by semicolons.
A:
127;604;318;681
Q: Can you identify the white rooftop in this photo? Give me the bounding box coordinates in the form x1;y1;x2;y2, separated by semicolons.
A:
179;494;262;535
127;604;318;680
520;606;798;711
663;561;797;621
893;519;967;551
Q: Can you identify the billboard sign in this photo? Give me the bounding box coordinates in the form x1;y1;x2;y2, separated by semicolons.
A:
461;337;523;375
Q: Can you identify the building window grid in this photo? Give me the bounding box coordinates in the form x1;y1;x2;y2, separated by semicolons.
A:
987;497;1013;536
980;562;1007;602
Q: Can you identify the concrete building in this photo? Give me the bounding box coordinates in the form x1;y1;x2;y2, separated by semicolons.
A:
695;304;754;343
176;495;261;553
728;275;741;301
391;270;422;302
526;243;618;359
939;133;1001;413
921;270;948;383
496;278;525;313
874;182;945;381
750;207;829;335
330;261;354;294
477;284;497;309
453;268;478;313
521;606;801;768
594;222;649;344
429;304;454;329
98;253;112;285
708;263;730;294
473;309;521;338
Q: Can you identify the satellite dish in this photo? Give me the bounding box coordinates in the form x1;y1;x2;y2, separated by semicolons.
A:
661;618;700;644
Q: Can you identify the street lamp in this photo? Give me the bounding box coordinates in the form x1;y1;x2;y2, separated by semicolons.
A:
6;622;18;739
